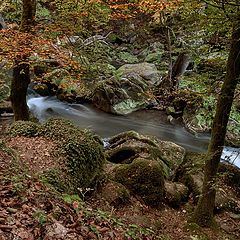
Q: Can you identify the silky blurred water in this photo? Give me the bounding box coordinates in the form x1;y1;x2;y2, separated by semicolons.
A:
22;95;239;168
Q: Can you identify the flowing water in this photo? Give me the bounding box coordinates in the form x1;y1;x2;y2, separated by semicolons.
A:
27;95;210;151
0;95;238;167
26;95;240;168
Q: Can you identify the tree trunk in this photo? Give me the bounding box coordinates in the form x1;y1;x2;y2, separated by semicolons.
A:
20;0;37;32
191;20;240;227
10;62;30;121
172;52;189;86
158;52;189;91
10;0;37;121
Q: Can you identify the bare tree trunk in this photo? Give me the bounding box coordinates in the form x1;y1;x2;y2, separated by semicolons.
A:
172;52;189;87
191;20;240;227
20;0;37;32
10;0;37;121
11;62;30;121
158;52;189;91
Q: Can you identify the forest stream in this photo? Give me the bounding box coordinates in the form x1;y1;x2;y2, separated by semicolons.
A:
25;95;240;168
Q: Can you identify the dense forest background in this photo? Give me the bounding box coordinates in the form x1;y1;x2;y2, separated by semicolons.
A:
0;0;240;239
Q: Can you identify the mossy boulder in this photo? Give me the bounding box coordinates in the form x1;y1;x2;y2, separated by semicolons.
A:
40;168;73;193
8;121;40;137
43;69;70;88
8;119;105;192
172;89;207;134
165;181;189;207
94;180;131;208
117;51;139;64
174;152;206;202
0;81;10;102
91;76;150;115
106;131;185;178
174;152;240;209
41;68;82;101
113;158;165;206
116;62;161;84
138;42;165;70
39;118;106;189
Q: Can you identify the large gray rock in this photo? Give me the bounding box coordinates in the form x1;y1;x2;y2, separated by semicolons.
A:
174;152;205;202
113;158;165;206
106;131;185;178
94;180;131;207
174;152;240;210
116;62;162;84
165;181;189;207
91;76;150;115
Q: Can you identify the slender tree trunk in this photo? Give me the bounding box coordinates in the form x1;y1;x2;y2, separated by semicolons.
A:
10;0;37;120
20;0;37;32
191;20;240;227
172;52;189;87
10;62;30;121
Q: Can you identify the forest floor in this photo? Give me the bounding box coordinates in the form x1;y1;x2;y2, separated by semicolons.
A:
0;135;239;240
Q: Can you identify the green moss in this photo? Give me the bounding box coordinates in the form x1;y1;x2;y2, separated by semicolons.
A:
0;81;10;102
174;152;206;201
165;182;189;207
7;118;105;192
144;52;162;63
8;121;40;137
117;52;139;63
98;180;131;207
40;168;74;193
39;118;106;189
107;131;173;177
114;158;165;206
218;163;240;193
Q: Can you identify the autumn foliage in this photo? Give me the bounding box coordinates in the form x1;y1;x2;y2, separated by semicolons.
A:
104;0;183;19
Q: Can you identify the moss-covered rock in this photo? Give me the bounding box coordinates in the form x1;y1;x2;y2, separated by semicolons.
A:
0;81;10;103
40;168;73;193
43;69;70;86
165;181;189;207
91;76;150;115
113;158;165;206
116;62;161;84
8;119;105;192
8;121;40;137
174;152;206;202
117;51;139;64
94;180;131;207
145;52;162;63
174;152;240;210
106;131;185;178
39;118;106;189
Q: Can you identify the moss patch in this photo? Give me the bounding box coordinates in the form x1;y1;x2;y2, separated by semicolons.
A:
174;152;206;201
107;131;185;178
114;158;165;206
7;118;106;192
8;121;40;137
39;118;106;189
